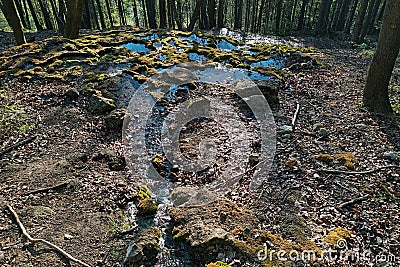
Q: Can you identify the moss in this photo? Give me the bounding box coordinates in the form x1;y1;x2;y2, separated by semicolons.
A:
324;227;351;246
132;184;152;200
335;153;357;168
137;198;158;216
315;154;334;163
205;261;231;267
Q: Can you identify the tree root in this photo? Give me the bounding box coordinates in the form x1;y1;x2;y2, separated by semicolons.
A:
7;205;92;267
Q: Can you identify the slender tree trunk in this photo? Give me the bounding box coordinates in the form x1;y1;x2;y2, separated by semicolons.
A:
0;0;26;45
105;0;114;27
344;0;357;33
188;0;201;31
298;0;308;30
95;0;106;28
315;0;332;34
351;0;369;43
132;0;140;27
256;0;265;32
159;0;167;28
14;0;28;28
22;0;32;29
207;0;215;28
335;0;350;31
217;0;224;28
82;0;91;29
146;0;157;28
38;0;54;30
64;0;84;38
363;0;400;114
26;0;44;30
275;0;283;33
199;0;208;29
141;0;148;28
117;0;126;25
360;0;382;41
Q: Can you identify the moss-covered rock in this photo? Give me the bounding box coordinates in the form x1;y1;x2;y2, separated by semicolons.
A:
88;94;115;114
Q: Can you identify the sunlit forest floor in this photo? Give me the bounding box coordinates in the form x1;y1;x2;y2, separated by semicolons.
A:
0;27;399;266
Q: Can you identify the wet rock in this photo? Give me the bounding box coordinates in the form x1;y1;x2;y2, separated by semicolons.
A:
312;123;324;132
88;94;115;115
104;108;129;131
383;151;399;161
255;79;280;105
124;227;161;267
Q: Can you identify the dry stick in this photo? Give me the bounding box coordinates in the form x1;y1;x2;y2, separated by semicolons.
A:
337;195;369;210
291;102;300;129
0;135;37;157
319;165;400;175
6;205;92;267
22;179;71;196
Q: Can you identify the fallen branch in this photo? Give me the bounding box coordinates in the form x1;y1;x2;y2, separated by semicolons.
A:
319;165;400;175
291;102;300;129
22;179;71;196
0;135;37;158
7;205;91;267
337;195;369;210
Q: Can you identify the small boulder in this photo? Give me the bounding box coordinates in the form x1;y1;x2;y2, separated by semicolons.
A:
255;79;280;105
64;88;79;101
383;151;399;161
123;227;161;267
88;94;115;115
104;108;129;131
279;125;293;134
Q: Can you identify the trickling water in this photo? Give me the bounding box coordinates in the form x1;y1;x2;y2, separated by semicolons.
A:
216;39;238;51
250;56;286;69
122;43;151;54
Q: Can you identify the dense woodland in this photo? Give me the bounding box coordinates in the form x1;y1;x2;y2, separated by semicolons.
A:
0;0;390;42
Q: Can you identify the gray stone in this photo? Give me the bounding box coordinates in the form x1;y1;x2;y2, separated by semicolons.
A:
104;108;129;130
88;95;115;115
312;123;324;132
279;125;293;134
0;250;4;262
124;227;160;267
318;128;328;136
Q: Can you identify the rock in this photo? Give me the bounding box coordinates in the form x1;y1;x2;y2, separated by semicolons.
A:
279;125;293;134
312;123;324;132
0;250;4;262
383;151;399;161
123;227;161;267
104;108;129;131
315;154;334;163
137;199;158;216
88;94;115;115
22;206;54;218
255;79;280;105
64;88;79;101
168;199;311;265
318;127;328;137
64;234;73;240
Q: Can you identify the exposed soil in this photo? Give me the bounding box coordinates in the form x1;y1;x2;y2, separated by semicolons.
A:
0;29;399;267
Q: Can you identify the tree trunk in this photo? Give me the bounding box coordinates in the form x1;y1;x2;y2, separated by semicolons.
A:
199;0;208;29
159;0;167;28
351;0;369;43
360;0;382;41
0;0;26;45
64;0;84;39
146;0;157;28
38;0;54;30
315;0;332;34
132;0;140;27
335;0;351;31
14;0;28;28
82;0;91;29
344;0;358;33
275;0;283;33
95;0;106;28
217;0;224;28
22;0;32;29
26;0;44;31
208;0;216;29
105;0;114;27
363;0;400;114
117;0;126;25
297;0;308;30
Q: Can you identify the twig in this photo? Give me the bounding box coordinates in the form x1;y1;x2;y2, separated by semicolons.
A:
0;135;37;158
337;195;369;210
291;102;300;129
6;205;91;267
319;165;400;175
22;180;71;196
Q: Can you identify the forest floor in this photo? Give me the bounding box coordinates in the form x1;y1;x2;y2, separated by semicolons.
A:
0;28;399;267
